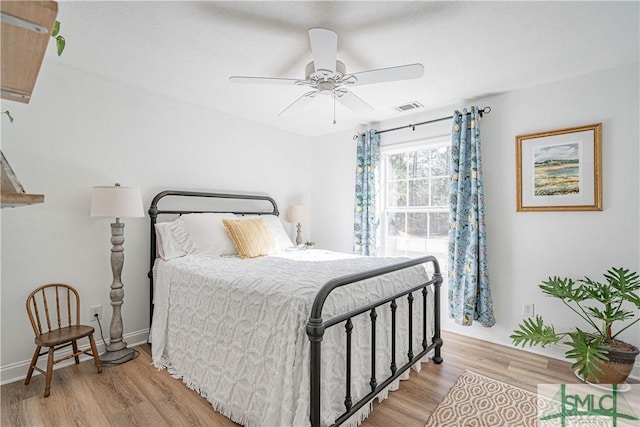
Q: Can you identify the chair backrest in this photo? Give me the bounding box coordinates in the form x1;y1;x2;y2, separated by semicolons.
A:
26;284;81;336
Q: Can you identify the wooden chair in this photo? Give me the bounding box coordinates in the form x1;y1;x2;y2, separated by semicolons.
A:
25;283;102;397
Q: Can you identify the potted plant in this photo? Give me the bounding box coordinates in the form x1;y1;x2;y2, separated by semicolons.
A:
511;267;640;383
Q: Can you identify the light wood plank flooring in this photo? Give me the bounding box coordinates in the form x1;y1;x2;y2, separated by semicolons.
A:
0;331;603;426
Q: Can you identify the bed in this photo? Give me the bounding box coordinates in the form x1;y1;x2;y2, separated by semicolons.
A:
148;190;443;427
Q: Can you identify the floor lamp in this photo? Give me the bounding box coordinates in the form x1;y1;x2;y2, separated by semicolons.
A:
90;183;144;365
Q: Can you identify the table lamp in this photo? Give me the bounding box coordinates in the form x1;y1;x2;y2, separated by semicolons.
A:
287;204;308;246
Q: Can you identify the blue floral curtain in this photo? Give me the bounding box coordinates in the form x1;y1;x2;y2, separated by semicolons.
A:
448;107;495;327
353;130;381;256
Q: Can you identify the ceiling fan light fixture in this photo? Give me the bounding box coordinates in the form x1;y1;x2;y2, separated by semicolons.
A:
317;82;335;93
229;28;423;121
305;60;346;82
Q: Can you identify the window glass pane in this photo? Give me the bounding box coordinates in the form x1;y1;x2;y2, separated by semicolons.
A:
431;177;449;206
409;179;429;207
407;150;430;179
425;236;448;256
417;149;431;178
387;180;407;207
381;138;450;261
387;153;408;180
406;151;417;179
429;212;449;237
388;212;406;236
385;237;406;257
430;146;450;177
404;238;428;256
407;212;428;237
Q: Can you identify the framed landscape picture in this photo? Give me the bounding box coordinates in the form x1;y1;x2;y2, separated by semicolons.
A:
516;123;602;212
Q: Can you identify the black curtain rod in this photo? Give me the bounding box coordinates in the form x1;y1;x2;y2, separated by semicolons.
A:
353;106;491;140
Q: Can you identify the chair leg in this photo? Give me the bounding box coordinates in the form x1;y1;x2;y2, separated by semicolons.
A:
24;346;41;385
72;340;80;364
88;334;102;374
44;347;54;397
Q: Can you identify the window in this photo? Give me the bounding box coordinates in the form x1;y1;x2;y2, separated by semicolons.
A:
380;137;450;265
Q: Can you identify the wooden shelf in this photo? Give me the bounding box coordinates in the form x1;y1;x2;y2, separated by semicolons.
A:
1;1;58;103
1;151;44;208
1;192;44;208
1;2;55;206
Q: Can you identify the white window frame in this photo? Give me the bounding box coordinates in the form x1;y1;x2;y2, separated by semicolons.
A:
379;135;451;259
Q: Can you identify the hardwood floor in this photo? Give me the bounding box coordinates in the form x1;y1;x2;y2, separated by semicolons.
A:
0;331;603;426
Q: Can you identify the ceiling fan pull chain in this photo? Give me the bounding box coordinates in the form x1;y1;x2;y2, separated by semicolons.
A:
333;92;337;124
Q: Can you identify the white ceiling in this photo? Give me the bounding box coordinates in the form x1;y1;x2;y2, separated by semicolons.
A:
52;1;639;138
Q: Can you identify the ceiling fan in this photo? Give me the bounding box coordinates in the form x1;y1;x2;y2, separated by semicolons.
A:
229;28;424;122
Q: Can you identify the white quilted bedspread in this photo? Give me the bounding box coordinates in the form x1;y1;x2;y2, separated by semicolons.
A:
151;249;433;427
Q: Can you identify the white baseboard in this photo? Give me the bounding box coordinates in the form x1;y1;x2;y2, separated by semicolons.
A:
4;326;637;386
0;328;149;386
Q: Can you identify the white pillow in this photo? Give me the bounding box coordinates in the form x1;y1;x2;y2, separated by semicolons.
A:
181;213;238;256
154;217;194;260
236;214;294;251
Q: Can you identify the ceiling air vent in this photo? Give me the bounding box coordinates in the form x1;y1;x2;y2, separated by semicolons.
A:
394;101;423;112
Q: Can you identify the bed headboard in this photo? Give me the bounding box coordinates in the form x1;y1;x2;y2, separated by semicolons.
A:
147;190;280;325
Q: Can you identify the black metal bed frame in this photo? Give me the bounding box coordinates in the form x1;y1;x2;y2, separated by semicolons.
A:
147;190;279;325
147;190;443;427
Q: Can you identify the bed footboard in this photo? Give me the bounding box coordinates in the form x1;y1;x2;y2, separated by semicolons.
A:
306;256;443;427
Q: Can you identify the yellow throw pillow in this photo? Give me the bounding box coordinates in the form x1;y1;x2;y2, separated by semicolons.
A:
222;218;277;258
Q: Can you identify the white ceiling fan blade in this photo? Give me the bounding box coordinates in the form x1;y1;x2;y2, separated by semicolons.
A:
229;76;301;85
308;28;337;74
279;91;317;116
347;63;424;86
335;89;374;115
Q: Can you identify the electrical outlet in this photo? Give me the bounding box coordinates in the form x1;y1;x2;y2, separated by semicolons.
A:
90;305;102;321
522;302;535;317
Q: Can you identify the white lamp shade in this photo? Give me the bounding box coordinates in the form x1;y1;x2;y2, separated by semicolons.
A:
90;185;144;218
287;204;308;223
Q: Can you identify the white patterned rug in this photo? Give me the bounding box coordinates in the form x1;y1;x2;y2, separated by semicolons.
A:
425;370;550;427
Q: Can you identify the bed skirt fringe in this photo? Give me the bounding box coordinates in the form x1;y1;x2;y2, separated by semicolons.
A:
155;358;256;426
154;354;428;427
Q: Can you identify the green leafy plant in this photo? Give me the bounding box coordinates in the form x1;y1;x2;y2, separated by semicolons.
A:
51;20;65;56
511;267;640;382
2;110;14;123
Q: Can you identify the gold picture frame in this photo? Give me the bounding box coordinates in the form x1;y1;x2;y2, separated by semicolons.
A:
516;123;602;212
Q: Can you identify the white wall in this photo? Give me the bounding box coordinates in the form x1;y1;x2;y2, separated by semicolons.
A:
0;61;311;382
311;63;640;371
2;57;638;383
